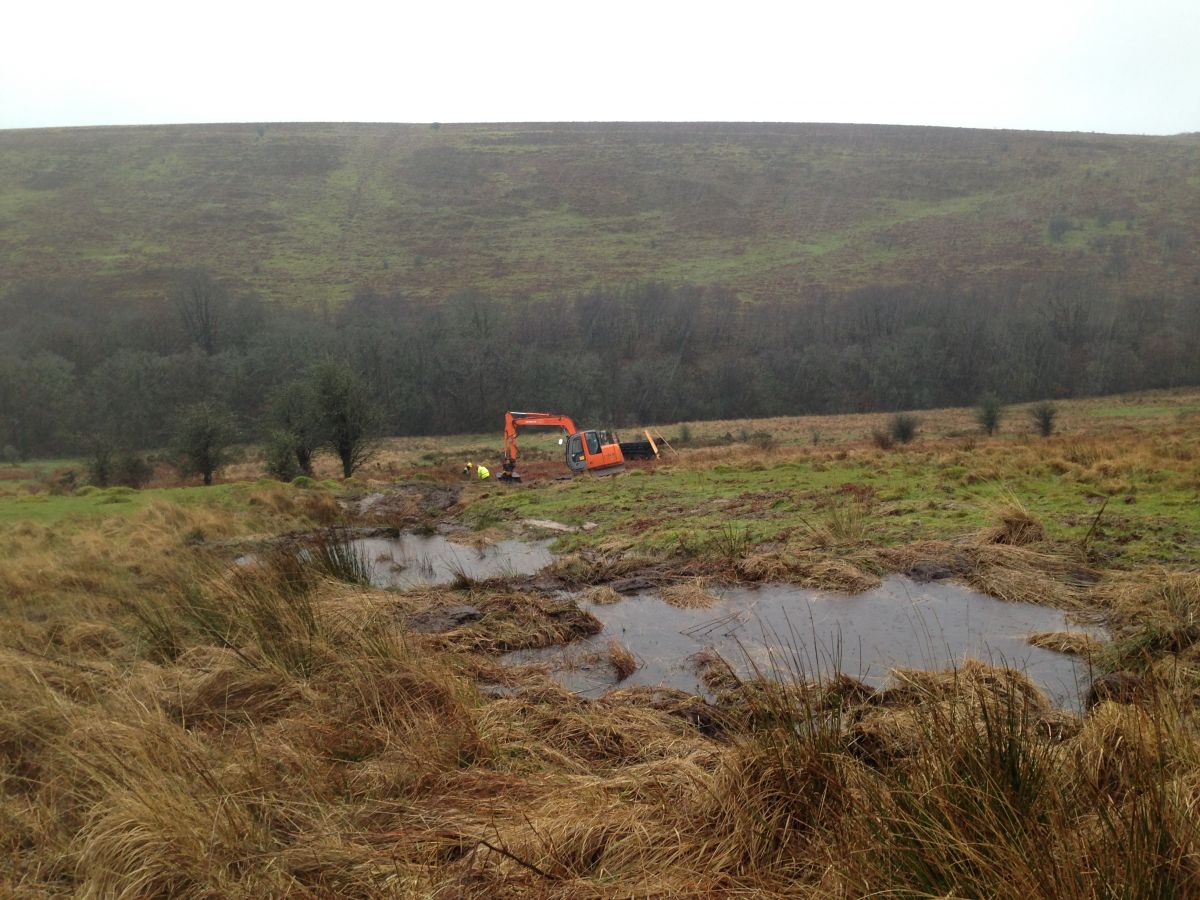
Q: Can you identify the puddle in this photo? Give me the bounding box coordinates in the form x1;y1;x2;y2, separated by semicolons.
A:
504;577;1105;709
350;533;555;589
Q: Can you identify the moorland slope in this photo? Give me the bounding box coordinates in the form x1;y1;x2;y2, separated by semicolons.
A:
2;122;1198;305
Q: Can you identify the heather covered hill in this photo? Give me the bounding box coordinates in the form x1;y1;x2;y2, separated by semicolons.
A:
2;122;1198;305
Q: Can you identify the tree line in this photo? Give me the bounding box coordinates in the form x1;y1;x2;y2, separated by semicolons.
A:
1;270;1198;466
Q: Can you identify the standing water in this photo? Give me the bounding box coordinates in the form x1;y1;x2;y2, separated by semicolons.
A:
350;533;555;589
505;577;1104;709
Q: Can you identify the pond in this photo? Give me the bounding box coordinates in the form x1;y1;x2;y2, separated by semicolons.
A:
505;577;1104;709
350;533;556;589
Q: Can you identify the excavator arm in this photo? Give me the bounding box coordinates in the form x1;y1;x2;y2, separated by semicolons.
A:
500;410;636;481
502;411;580;474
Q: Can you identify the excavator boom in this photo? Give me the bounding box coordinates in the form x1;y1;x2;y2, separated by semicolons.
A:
503;412;579;472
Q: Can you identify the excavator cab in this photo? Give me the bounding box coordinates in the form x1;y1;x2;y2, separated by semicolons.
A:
565;429;623;474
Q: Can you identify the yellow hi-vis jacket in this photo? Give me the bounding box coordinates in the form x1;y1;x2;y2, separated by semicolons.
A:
476;464;491;479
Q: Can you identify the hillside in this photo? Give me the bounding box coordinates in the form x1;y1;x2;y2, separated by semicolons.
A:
2;122;1198;305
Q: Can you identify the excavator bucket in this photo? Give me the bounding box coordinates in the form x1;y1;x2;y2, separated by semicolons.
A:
617;432;659;460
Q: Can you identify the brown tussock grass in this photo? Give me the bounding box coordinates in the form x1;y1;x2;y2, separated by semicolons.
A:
546;550;658;587
882;658;1052;717
152;649;310;728
10;565;1200;900
606;640;638;681
582;585;623;605
734;549;881;594
978;495;1047;546
736;550;795;582
448;526;508;549
1070;701;1169;800
477;692;711;774
57;621;125;656
799;558;881;593
660;580;718;609
419;591;602;653
688;647;740;695
877;534;1094;609
1099;569;1200;631
966;543;1090;607
1027;630;1104;657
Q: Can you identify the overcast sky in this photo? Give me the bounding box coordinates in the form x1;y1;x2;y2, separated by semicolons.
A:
3;0;1197;134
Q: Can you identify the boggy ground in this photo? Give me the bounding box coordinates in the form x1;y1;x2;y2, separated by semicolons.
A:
3;392;1200;897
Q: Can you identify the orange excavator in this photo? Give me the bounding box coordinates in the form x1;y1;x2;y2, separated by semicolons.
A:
500;411;659;482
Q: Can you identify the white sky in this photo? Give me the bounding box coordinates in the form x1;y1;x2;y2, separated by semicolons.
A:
2;0;1198;134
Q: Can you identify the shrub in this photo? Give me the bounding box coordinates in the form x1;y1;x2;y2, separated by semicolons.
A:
889;414;919;444
871;430;895;450
113;453;154;489
45;467;81;495
1029;401;1058;438
264;430;302;481
0;444;19;464
976;393;1005;435
86;442;114;487
268;383;321;476
747;430;776;450
173;402;239;486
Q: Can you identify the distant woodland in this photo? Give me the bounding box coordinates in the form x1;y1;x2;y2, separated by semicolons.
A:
2;123;1198;459
1;274;1196;460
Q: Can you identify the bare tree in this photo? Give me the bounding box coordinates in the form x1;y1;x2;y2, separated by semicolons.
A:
171;269;228;355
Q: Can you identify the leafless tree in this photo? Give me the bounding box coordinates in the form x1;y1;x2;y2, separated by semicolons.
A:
171;269;228;355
